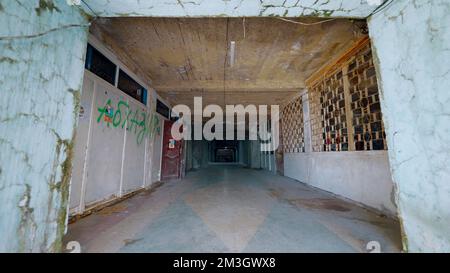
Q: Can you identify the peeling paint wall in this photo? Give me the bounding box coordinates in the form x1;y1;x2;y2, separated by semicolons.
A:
0;0;89;252
369;0;450;252
80;0;384;18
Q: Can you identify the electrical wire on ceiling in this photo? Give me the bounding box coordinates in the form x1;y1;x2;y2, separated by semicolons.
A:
365;0;395;19
275;16;366;41
275;0;395;26
275;17;336;26
81;0;99;19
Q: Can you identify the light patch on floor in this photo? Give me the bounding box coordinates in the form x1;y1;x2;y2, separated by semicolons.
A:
64;166;402;253
185;182;273;252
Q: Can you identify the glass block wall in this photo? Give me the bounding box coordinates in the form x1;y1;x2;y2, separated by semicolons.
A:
308;38;387;152
347;43;387;151
310;71;349;152
281;96;305;153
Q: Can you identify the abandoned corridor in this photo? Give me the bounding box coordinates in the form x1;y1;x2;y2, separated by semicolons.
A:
2;0;449;253
64;17;401;253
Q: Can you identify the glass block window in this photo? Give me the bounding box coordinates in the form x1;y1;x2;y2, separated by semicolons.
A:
308;37;387;152
348;44;387;151
281;96;304;153
314;70;349;152
310;86;323;152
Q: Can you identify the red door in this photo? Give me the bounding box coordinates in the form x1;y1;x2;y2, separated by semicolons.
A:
161;120;184;180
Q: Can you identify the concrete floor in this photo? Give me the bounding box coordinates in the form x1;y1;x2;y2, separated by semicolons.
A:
65;166;402;253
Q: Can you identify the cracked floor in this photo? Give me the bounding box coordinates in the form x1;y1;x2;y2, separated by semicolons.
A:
64;166;402;253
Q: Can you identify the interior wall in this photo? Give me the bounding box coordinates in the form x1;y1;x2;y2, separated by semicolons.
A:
0;1;89;252
185;140;193;171
285;151;396;215
70;70;163;214
249;140;262;169
260;152;276;173
194;140;210;169
283;37;397;217
150;114;163;183
69;37;164;216
368;0;450;252
239;141;250;167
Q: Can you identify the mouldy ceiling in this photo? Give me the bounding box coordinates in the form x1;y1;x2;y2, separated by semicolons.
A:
91;17;366;107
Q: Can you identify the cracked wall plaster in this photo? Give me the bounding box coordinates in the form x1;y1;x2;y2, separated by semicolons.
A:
0;0;90;252
368;0;450;252
80;0;384;18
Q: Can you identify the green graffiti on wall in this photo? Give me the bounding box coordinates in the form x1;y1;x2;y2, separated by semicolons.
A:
97;99;161;145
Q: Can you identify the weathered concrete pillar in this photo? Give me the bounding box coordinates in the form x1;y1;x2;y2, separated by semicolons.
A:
250;140;261;169
368;0;450;252
301;91;312;154
0;0;89;252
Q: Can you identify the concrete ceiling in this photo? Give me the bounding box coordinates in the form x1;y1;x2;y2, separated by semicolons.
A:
91;17;365;107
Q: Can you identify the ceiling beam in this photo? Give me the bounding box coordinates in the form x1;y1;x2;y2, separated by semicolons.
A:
153;80;305;93
79;0;386;18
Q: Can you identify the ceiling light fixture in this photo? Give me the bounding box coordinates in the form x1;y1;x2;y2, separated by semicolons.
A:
229;41;236;67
